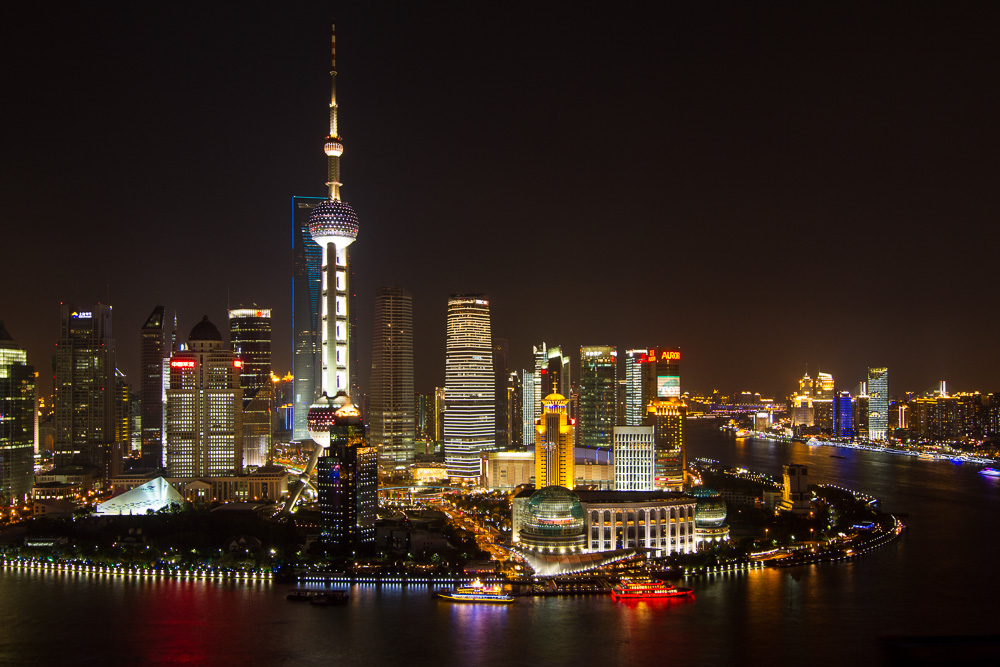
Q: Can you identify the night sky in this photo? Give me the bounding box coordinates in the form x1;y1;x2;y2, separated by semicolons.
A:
2;2;998;399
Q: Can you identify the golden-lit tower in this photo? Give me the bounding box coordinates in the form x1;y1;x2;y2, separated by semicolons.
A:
534;393;575;489
646;397;687;491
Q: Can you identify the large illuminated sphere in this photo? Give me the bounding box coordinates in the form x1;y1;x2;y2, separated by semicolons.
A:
519;486;586;552
324;137;344;157
307;391;362;449
309;198;358;246
692;489;728;527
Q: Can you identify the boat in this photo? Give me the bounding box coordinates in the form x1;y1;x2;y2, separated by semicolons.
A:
979;467;1000;478
610;577;693;601
437;579;514;604
309;590;349;606
287;588;348;603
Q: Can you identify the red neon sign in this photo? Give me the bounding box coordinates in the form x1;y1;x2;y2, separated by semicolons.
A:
170;360;195;369
234;360;244;369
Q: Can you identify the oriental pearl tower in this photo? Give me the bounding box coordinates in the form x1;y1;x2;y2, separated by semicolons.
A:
284;23;362;513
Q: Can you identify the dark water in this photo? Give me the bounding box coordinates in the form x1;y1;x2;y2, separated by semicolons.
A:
3;421;998;667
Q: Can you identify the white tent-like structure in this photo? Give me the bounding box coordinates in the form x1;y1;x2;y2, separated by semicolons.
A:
95;477;184;516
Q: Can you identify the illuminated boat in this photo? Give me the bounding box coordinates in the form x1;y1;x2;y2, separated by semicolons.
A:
437;579;514;604
611;577;693;601
979;467;1000;477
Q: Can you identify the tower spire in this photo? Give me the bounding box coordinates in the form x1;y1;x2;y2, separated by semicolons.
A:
324;22;344;201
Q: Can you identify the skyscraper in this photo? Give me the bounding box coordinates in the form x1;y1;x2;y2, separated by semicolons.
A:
579;345;617;448
139;306;168;468
868;367;889;441
646;397;687;491
291;196;325;441
520;369;535;448
54;303;120;485
624;348;653;426
0;321;35;505
613;426;654;491
229;308;272;467
165;317;243;478
835;391;854;439
444;294;495;479
369;286;415;466
507;370;523;449
493;338;509;450
312;392;377;552
534;393;574;489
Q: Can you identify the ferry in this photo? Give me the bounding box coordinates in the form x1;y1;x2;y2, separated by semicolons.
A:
979;467;1000;478
437;579;514;604
610;577;694;601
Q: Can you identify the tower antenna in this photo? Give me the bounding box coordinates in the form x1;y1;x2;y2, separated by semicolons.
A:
324;22;344;201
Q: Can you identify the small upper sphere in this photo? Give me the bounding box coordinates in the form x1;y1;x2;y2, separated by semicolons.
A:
309;198;358;242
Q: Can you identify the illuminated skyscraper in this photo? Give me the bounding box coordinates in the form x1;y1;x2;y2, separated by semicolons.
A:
444;295;494;478
534;394;574;488
139;306;168;468
613;426;654;491
867;367;889;441
835;391;854;439
165;317;243;478
579;346;617;448
493;338;509;450
313;392;377;552
0;321;35;505
507;370;523;449
291;195;324;441
625;347;681;427
521;369;535;448
229;308;272;467
369;286;414;466
309;24;359;399
646;397;687;491
54;303;120;485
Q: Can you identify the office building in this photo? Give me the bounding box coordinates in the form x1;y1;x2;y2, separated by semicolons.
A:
139;306;169;468
415;392;435;442
291;195;325;442
0;322;35;505
165;316;243;478
521;369;535;448
835;391;854;439
444;295;495;478
369;286;415;466
868;367;889;441
780;464;812;514
534;393;574;489
54;303;120;486
493;338;509;450
313;392;377;551
434;387;446;443
579;346;617;448
229;308;272;467
646;397;686;491
612;426;654;491
507;370;523;449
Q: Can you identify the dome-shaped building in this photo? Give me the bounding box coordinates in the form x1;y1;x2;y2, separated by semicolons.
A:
518;486;586;553
692;488;730;546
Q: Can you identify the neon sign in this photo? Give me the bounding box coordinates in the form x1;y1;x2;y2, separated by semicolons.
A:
234;360;244;369
170;360;195;369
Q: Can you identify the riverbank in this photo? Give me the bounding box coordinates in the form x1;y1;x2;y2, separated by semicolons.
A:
0;557;272;581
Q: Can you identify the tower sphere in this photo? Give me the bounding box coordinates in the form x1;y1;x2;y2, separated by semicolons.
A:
324;138;344;157
307;391;362;449
309;198;358;245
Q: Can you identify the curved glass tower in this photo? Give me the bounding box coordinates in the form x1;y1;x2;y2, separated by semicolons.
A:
444;295;494;479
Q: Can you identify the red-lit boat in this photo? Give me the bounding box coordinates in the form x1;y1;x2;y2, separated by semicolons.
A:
611;577;693;601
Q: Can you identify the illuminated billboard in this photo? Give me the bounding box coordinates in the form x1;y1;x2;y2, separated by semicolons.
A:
657;375;680;398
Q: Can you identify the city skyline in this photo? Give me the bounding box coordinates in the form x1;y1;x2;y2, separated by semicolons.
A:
3;4;1000;399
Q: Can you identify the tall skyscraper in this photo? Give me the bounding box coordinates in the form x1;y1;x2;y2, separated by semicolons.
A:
0;322;35;505
520;369;535;448
139;306;168;468
54;303;120;485
534;393;574;489
868;367;889;441
625;348;653;426
579;345;617;448
532;343;547;426
165;317;243;478
835;391;854;439
434;386;446;443
229;308;272;467
313;392;377;552
507;370;523;449
369;286;415;466
613;426;654;491
309;24;359;399
291;195;324;442
493;338;510;450
444;294;495;479
646;397;687;491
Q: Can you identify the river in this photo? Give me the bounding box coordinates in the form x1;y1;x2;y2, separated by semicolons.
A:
2;420;997;666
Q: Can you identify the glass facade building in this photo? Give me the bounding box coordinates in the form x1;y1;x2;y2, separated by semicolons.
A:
579;345;617;448
229;308;272;467
291;195;325;442
0;322;35;505
139;305;168;468
444;295;495;478
369;286;415;466
868;367;889;441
